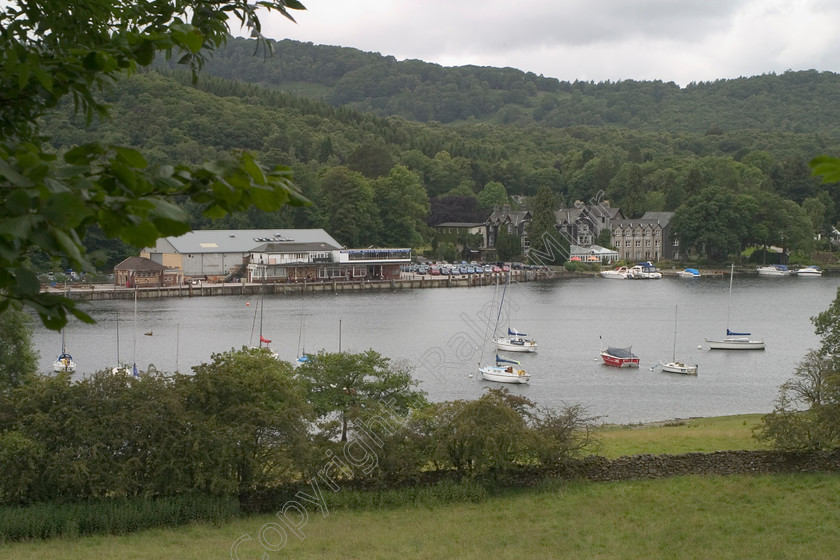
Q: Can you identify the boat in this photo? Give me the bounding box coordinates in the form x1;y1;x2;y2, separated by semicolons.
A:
52;328;76;373
757;264;793;276
600;345;640;368
600;266;631;279
111;292;139;375
492;273;538;352
249;269;279;359
629;262;662;279
795;265;822;277
677;268;700;278
479;354;530;384
494;328;538;352
658;306;698;375
705;264;765;350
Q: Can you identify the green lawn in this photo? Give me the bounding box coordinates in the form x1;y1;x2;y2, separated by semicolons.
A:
4;473;840;560
595;414;765;458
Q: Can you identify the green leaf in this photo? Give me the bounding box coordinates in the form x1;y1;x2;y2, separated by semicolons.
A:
15;267;40;297
810;156;840;184
115;147;148;169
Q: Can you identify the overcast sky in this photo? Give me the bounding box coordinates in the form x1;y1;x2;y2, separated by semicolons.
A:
251;0;840;87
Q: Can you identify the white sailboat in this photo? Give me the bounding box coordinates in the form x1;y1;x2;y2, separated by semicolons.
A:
479;354;530;384
52;327;76;373
659;305;698;374
479;276;531;383
705;264;765;350
112;292;138;375
492;273;538;353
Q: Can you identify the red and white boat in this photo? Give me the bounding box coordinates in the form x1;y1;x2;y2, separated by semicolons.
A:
600;346;640;368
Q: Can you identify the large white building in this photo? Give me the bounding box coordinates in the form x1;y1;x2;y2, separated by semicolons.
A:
141;229;340;279
141;229;410;282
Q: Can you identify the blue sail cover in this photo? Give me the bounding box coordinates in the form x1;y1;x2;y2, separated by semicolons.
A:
495;354;521;365
684;268;700;276
727;329;751;336
508;328;527;337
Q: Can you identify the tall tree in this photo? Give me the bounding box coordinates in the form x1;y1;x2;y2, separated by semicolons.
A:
295;350;426;442
317;166;381;247
0;0;308;329
476;181;509;211
373;165;430;247
0;309;38;390
527;186;566;265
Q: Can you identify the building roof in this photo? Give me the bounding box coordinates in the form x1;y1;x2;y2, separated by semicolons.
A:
433;222;485;228
114;256;167;271
640;212;675;226
157;229;342;254
253;241;342;253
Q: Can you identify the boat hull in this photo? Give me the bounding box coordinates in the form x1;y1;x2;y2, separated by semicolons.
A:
52;358;76;373
705;337;765;350
479;365;530;383
493;337;538;352
757;265;792;276
796;267;822;276
600;352;639;368
660;361;698;375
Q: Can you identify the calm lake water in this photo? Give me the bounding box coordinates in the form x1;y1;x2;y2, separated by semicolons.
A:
33;273;840;424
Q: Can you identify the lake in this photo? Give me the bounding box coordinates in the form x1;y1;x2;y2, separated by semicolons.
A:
32;273;840;424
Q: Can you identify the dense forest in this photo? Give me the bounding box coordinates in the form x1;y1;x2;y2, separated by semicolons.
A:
40;38;840;266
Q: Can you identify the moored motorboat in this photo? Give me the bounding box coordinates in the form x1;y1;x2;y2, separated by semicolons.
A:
600;346;640;368
629;262;662;279
479;355;530;384
757;264;792;276
795;265;822;277
677;268;700;278
600;266;631;279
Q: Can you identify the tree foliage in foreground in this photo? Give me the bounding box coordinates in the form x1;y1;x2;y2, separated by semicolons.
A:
0;0;307;330
757;288;840;451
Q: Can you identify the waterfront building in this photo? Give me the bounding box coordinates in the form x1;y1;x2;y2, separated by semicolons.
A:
611;212;677;262
140;229;410;283
114;256;182;288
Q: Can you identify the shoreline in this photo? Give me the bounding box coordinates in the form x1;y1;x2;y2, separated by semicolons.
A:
44;268;577;300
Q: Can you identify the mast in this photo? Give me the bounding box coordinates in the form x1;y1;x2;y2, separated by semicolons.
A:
725;263;734;331
133;287;138;375
672;305;678;362
259;269;266;348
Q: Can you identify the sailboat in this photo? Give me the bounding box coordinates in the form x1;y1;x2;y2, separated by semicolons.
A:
250;268;278;358
52;327;76;373
659;305;698;374
705;264;765;350
479;354;530;384
294;294;310;367
479;277;531;383
492;272;538;353
112;291;139;375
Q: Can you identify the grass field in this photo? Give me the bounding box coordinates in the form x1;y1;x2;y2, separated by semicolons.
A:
9;413;832;560
4;473;840;560
595;413;765;458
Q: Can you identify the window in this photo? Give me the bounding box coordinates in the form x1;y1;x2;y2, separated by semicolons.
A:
645;240;651;247
635;240;641;247
673;238;680;246
625;240;631;247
